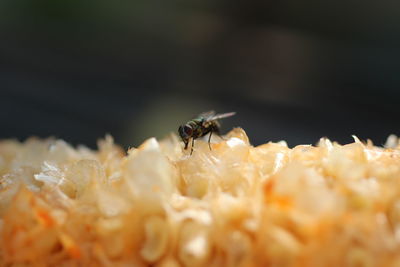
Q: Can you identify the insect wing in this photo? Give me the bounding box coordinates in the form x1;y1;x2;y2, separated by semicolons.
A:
198;110;216;120
207;112;236;121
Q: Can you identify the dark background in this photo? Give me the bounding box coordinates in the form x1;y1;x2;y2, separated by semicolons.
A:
0;1;399;148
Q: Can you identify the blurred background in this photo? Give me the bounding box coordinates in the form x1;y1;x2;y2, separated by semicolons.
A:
0;0;399;148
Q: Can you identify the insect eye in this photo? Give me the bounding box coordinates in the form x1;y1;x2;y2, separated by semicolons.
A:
183;125;193;135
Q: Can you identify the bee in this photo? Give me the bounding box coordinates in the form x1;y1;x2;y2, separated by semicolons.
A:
178;111;236;155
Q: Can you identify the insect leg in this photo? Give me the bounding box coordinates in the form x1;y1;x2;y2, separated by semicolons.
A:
208;131;212;150
184;140;188;150
190;138;195;155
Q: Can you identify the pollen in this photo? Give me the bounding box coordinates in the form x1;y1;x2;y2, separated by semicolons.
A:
1;129;400;266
